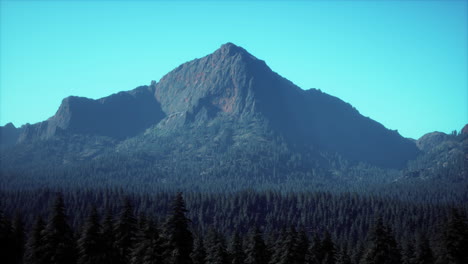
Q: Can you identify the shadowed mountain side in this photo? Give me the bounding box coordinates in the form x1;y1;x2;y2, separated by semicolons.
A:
152;43;419;168
16;86;165;142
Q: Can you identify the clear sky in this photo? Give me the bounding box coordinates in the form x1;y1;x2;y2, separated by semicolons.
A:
1;0;467;139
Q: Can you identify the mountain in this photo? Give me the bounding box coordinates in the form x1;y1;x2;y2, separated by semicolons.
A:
405;128;467;182
0;43;441;192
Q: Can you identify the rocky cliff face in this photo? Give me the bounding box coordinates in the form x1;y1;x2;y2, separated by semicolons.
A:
12;86;165;143
1;43;420;168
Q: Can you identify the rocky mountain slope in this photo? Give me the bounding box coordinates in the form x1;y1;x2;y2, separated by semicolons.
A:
3;43;457;193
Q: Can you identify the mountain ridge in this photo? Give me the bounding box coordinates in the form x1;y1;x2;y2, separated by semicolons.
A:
2;43;422;171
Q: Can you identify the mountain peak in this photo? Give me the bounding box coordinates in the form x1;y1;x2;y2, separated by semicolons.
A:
218;42;247;56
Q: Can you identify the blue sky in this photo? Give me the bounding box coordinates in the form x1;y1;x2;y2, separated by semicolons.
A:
1;0;466;139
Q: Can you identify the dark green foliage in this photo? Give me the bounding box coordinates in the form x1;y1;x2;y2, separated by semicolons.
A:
77;206;105;264
0;210;14;263
309;234;323;264
12;214;26;264
335;246;352;264
23;216;46;264
0;189;466;264
321;232;337;264
205;228;229;264
438;209;468;264
191;235;207;264
163;192;194;264
414;233;433;264
362;217;401;264
245;227;269;264
41;193;77;264
100;210;117;264
113;198;137;264
402;240;416;264
130;219;164;264
228;232;244;264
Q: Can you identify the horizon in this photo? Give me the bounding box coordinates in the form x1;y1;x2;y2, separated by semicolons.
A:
1;1;467;139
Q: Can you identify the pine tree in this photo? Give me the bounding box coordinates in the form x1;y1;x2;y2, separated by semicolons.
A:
440;209;468;264
163;192;194;264
130;219;164;264
308;234;323;264
277;226;299;264
23;216;46;264
0;210;14;263
12;214;25;264
362;217;401;264
41;193;77;264
191;235;207;264
77;206;105;264
296;228;309;264
321;231;336;264
114;197;137;264
414;233;433;264
335;246;352;264
205;228;229;264
402;239;416;264
101;210;118;264
229;232;245;264
245;227;269;264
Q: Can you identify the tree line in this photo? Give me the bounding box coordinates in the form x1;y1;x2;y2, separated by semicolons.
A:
1;191;467;264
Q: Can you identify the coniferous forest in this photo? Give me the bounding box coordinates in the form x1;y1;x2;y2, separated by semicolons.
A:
1;189;467;264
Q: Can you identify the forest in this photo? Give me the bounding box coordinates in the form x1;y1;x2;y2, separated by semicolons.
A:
1;189;467;264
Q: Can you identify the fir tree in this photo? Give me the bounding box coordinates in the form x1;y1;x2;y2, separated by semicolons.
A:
229;232;245;264
277;226;299;264
101;210;118;264
191;235;207;264
114;198;137;264
245;227;269;264
321;231;336;264
0;210;14;263
440;209;468;264
23;216;46;264
335;246;352;264
205;228;229;264
163;192;194;264
362;217;401;264
41;193;77;264
402;239;416;264
77;206;105;264
12;214;25;264
308;234;323;264
296;228;309;264
414;233;433;264
130;219;164;264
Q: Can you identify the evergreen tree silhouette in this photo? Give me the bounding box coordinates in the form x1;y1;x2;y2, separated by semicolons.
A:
0;210;14;263
41;193;77;264
228;232;245;264
414;233;433;264
114;197;137;264
77;206;105;264
191;235;207;264
130;219;164;264
23;216;46;264
440;209;468;264
362;217;401;264
101;209;118;264
245;227;269;264
163;192;194;264
12;214;25;264
205;228;229;264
